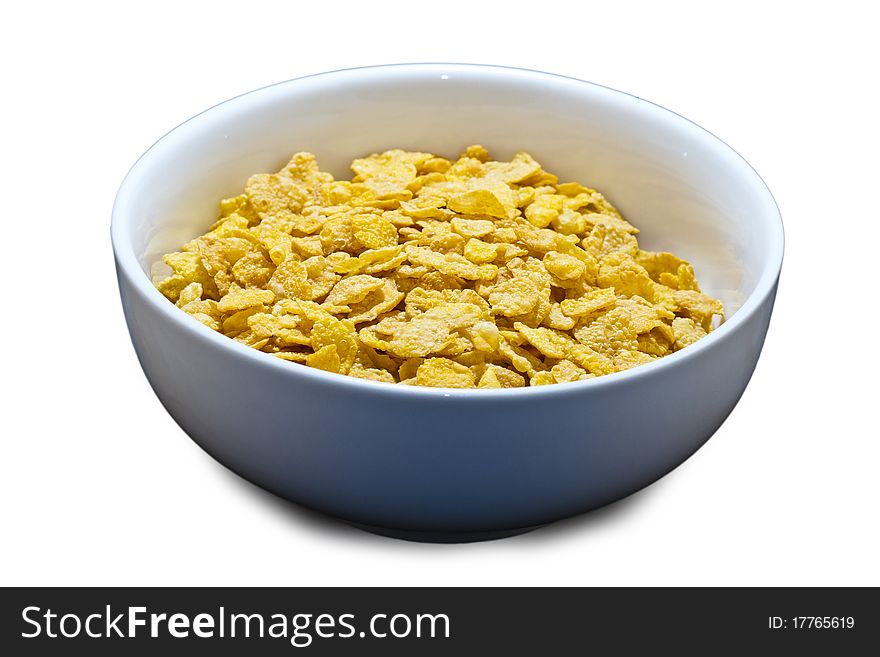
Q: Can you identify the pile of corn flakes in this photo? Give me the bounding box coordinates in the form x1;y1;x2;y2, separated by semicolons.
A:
155;146;723;388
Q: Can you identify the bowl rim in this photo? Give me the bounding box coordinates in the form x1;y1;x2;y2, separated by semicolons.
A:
111;62;784;399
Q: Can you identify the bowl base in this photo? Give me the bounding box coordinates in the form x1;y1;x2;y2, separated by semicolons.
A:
346;521;544;543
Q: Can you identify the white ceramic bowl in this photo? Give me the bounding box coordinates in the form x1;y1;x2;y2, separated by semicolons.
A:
112;64;783;541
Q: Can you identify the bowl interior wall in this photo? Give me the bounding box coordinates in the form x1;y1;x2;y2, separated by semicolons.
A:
128;68;773;316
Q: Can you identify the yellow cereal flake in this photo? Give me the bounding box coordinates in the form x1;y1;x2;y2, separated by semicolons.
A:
477;364;526;389
155;146;722;387
551;208;588;235
310;314;358;374
671;316;709;350
267;256;312;300
397;357;423;381
231;250;274;287
177;282;203;308
447;189;508;219
543;303;576;331
559;287;618;318
488;277;543;317
543;251;586;281
451;217;495;238
347;278;404;325
614;350;656;371
244;171;308;218
406;245;498;281
380;316;450;358
551;359;589;383
462;238;497;264
274;351;308;363
672;289;724;331
530;371;556;386
486;151;543;184
476;366;503;388
217;285;274;313
468;320;501;353
524;194;563;228
307;344;342;373
416;358;476;388
514;323;574;359
290;235;324;259
324;275;385;307
348;363;396;383
351;213;398;249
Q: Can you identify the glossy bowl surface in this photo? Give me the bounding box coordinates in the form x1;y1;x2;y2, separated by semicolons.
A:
112;64;782;540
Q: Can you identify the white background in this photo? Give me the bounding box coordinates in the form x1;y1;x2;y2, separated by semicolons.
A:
3;1;877;586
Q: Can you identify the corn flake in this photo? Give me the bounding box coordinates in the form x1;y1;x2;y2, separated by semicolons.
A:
416;358;476;388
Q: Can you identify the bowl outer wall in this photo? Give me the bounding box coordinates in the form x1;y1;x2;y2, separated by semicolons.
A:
117;258;777;532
